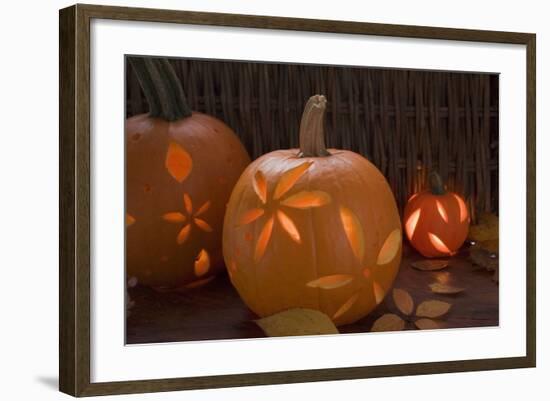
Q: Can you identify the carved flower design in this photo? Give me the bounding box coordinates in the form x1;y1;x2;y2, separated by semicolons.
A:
162;193;212;244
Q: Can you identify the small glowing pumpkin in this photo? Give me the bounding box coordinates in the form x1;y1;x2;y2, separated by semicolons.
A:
126;58;250;289
223;95;402;326
403;172;470;258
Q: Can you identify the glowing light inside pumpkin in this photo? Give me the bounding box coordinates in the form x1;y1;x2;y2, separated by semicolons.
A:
253;171;267;204
280;190;332;209
273;162;312;200
373;281;385;304
254;216;274;262
428;232;452;254
126;214;136;227
453;194;469;222
194;218;213;232
333;292;360;320
408;193;419;202
177;224;191;244
339;207;365;262
306;274;354;289
436;200;449;223
162;212;186;223
405;208;421;240
238;208;265;226
377;229;401;265
276;210;301;243
165;142;192;183
194;249;210;277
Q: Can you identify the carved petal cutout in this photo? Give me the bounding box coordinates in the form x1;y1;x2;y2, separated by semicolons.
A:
183;193;193;214
276;210;301;243
176;224;191;244
254;216;274;262
453;194;469;223
333;292;360;320
165;142;192;182
373;281;385;304
339;207;365;262
428;232;452;254
408;193;419;202
162;212;186;223
194;218;213;232
194;201;211;217
405;209;421;240
253;171;267;204
306;274;354;289
436;200;449;223
377;229;401;265
280;191;332;209
126;214;136;227
238;208;265;226
273;162;313;200
194;249;210;277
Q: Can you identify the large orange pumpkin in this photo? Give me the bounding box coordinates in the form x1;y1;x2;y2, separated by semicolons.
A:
126;57;250;289
223;95;402;326
403;172;470;258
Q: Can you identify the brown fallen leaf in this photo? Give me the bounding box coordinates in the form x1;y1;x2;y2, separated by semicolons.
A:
469;248;498;271
255;308;339;337
429;283;465;295
392;288;414;315
371;313;405;332
411;259;449;271
416;300;452;318
469;213;498;242
415;318;441;330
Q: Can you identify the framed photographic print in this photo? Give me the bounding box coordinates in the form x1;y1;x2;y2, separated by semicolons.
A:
59;3;536;397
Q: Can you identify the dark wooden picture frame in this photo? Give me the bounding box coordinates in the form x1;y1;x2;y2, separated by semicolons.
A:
59;3;536;397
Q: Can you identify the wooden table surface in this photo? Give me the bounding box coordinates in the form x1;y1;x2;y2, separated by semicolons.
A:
127;244;498;344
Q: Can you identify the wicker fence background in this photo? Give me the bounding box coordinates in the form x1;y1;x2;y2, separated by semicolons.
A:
126;58;499;220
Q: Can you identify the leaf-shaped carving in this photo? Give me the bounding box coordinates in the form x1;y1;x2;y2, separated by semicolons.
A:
392;288;414;316
254;216;274;262
194;249;210;277
373;281;386;305
253;171;267;204
194;201;211;217
176;224;191;244
333;292;360;320
280;191;331;209
405;208;421;239
436;200;449;223
339;207;365;262
377;228;401;265
238;208;265;226
306;274;354;289
165;141;192;182
183;193;193;215
371;314;405;332
273;162;312;200
428;233;451;254
126;213;136;227
276;210;301;243
162;212;186;223
194;218;213;232
453;194;469;223
416;300;452;318
255;308;339;337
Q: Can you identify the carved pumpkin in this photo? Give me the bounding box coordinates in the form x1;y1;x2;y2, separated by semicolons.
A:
403;172;470;258
223;95;402;326
126;58;250;289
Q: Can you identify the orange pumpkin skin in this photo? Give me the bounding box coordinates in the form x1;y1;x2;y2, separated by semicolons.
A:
403;174;470;258
223;96;402;326
125;59;250;289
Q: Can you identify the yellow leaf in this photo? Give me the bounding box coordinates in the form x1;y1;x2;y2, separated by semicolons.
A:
392;288;414;315
255;308;339;337
411;259;449;271
416;300;452;318
371;314;405;332
306;274;354;290
429;283;465;295
414;318;441;330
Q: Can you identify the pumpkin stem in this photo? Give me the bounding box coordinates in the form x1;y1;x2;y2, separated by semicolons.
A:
428;171;446;195
128;57;192;121
299;95;330;157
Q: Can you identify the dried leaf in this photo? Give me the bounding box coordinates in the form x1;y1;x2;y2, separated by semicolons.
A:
371;314;406;332
469;248;498;271
392;288;414;315
469;213;498;242
416;300;452;318
411;259;449;271
255;308;339;337
415;318;441;330
429;283;465;295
